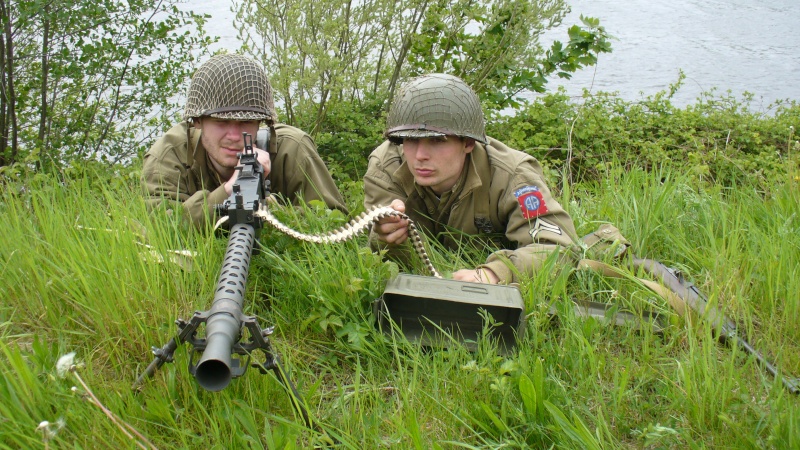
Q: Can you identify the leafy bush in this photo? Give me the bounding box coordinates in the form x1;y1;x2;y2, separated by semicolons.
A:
488;82;800;188
313;95;387;184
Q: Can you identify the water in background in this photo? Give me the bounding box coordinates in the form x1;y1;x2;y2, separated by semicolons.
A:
535;0;800;109
188;0;800;110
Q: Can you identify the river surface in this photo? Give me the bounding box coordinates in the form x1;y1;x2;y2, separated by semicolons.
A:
187;0;800;110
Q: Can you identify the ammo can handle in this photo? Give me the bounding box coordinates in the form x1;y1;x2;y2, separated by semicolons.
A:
461;285;489;295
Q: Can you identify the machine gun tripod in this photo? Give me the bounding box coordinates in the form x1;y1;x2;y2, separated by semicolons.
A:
131;273;312;428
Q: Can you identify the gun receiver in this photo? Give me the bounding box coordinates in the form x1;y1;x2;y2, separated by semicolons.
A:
215;132;268;229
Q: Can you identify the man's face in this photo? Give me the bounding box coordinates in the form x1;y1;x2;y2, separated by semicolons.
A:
402;136;474;195
195;117;260;178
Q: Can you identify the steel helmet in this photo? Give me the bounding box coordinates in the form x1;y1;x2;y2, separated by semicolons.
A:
184;54;276;123
385;73;487;144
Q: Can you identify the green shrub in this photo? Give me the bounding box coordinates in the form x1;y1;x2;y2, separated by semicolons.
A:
313;95;387;184
488;85;800;188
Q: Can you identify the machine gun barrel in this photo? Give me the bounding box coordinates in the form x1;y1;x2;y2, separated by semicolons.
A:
194;222;256;391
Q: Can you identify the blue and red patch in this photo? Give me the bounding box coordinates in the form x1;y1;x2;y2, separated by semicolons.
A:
514;186;548;219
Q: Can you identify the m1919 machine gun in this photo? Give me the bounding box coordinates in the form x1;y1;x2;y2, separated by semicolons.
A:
132;132;312;428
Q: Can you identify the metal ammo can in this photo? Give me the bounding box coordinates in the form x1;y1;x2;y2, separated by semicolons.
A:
374;274;525;353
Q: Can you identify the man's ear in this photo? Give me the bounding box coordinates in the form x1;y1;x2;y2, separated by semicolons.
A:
464;138;476;153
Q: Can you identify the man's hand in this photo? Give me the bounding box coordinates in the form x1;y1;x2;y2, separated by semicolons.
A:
224;147;271;195
373;199;409;245
452;267;500;284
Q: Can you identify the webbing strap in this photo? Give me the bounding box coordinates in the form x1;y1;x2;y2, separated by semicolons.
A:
188;126;202;162
470;144;500;233
577;258;688;317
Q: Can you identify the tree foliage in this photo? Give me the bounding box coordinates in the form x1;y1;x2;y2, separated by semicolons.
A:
233;0;610;178
0;0;215;173
406;2;610;109
234;0;609;125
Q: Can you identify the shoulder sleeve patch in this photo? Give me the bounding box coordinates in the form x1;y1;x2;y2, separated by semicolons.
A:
514;186;548;219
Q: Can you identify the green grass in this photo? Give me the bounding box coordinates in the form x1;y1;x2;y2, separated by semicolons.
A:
1;167;798;449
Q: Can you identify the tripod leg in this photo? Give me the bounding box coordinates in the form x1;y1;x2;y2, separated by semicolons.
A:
132;338;178;391
267;360;314;429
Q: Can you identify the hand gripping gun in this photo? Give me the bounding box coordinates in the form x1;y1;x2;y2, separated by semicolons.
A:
133;132;313;428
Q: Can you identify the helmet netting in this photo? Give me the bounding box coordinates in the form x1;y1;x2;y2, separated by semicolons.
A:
386;74;487;144
184;54;276;122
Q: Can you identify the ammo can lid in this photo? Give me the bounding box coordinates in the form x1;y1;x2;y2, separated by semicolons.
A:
383;274;524;310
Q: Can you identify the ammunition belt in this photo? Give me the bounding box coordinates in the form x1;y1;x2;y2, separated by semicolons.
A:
255;205;442;279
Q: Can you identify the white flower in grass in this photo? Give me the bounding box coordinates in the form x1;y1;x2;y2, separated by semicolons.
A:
36;417;66;441
56;352;77;378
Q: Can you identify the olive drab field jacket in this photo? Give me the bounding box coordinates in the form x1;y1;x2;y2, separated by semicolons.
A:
363;137;578;284
142;122;348;228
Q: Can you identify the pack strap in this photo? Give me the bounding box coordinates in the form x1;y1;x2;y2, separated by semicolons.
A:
577;258;687;316
470;144;500;234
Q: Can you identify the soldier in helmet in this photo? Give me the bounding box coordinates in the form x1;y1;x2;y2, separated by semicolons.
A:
364;73;577;284
142;53;347;228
